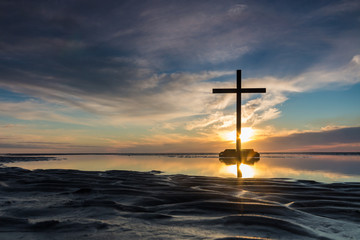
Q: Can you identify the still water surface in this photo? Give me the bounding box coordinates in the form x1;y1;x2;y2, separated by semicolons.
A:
5;153;360;183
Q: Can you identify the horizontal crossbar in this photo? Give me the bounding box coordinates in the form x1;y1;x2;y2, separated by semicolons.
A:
213;88;266;94
241;88;266;93
213;88;237;93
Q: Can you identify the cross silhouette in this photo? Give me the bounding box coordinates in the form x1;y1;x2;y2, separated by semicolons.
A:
213;70;266;177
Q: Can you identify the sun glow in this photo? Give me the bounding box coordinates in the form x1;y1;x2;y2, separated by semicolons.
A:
223;127;255;143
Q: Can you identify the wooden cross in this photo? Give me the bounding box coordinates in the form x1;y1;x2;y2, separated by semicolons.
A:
213;70;266;177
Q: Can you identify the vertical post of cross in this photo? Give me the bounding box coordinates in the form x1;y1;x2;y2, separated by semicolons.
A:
236;70;242;178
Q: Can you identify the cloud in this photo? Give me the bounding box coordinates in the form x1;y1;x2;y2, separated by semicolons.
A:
185;112;235;131
1;1;359;120
313;0;360;16
245;126;360;152
0;100;96;125
0;70;235;125
291;55;360;91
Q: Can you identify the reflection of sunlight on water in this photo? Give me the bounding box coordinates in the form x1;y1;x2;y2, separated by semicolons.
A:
6;154;360;182
240;164;255;178
254;164;360;182
220;164;255;178
220;165;237;176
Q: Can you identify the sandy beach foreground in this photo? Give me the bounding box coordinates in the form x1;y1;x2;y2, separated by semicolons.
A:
0;167;359;240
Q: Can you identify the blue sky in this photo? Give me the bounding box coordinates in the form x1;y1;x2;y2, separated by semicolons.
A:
0;0;359;153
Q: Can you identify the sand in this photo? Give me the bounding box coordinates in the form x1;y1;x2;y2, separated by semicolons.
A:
0;166;360;240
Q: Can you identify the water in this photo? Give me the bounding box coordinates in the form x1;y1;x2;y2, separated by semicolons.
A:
1;153;360;239
3;152;360;183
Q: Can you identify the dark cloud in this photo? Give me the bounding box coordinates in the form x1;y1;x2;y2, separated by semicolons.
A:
0;0;359;120
248;127;360;151
0;143;44;149
0;141;100;151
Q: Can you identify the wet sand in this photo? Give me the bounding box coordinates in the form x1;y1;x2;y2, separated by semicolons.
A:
1;166;360;240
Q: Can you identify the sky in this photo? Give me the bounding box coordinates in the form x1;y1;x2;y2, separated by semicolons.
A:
0;0;359;153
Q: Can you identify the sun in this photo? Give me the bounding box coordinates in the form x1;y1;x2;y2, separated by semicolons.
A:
223;127;255;143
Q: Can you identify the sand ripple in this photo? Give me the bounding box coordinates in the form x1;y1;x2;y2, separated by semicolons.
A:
0;167;359;239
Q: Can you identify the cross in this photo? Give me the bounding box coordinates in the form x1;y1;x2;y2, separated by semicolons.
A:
213;70;266;177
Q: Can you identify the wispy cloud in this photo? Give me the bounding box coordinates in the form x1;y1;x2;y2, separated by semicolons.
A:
243;55;360;126
0;70;235;124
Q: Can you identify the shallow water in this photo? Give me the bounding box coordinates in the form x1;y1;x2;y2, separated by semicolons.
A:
2;153;360;183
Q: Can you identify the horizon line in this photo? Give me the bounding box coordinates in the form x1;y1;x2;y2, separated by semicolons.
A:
2;152;360;156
